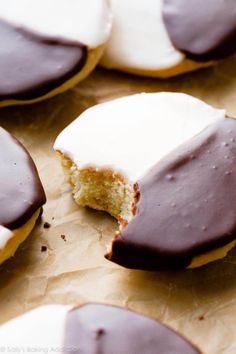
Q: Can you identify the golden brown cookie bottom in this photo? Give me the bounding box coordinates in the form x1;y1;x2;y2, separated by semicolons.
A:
0;209;41;265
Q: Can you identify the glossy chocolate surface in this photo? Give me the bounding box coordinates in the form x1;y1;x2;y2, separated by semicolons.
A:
0;127;46;229
163;0;236;61
107;118;236;270
64;304;201;354
0;19;87;101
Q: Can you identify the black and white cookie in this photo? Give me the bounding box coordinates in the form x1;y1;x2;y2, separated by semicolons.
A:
54;92;236;270
0;127;46;265
100;0;236;77
0;303;202;354
0;0;112;106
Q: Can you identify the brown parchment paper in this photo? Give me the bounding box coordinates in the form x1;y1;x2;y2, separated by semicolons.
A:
1;58;236;354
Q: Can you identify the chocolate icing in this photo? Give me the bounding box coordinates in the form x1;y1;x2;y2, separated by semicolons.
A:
162;0;236;61
0;19;87;101
64;304;201;354
0;127;46;230
107;118;236;270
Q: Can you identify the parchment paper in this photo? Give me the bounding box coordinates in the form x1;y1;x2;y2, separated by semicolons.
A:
1;58;236;354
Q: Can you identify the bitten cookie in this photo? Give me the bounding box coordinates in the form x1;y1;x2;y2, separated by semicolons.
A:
0;0;112;107
100;0;236;78
0;127;46;265
0;303;202;353
54;92;236;271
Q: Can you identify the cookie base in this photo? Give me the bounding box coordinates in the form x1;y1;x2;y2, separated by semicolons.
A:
60;155;134;223
188;240;236;269
0;209;41;265
100;57;214;78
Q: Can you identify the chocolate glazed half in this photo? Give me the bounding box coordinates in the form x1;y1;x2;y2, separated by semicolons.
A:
64;304;201;354
107;118;236;270
162;0;236;61
0;19;87;101
0;127;46;230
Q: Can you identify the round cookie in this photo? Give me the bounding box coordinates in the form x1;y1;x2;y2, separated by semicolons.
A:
0;303;202;353
54;92;236;271
0;0;112;107
100;0;236;78
0;127;46;265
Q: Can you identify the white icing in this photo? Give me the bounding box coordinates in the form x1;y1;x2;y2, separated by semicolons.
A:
0;305;72;350
100;0;184;71
0;226;12;250
0;0;112;48
54;92;226;183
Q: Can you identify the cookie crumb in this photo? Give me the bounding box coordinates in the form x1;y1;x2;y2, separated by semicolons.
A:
43;222;51;229
41;246;47;252
61;234;67;242
96;328;105;339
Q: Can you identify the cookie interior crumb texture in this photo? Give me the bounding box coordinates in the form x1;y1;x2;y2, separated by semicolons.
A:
61;155;135;224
